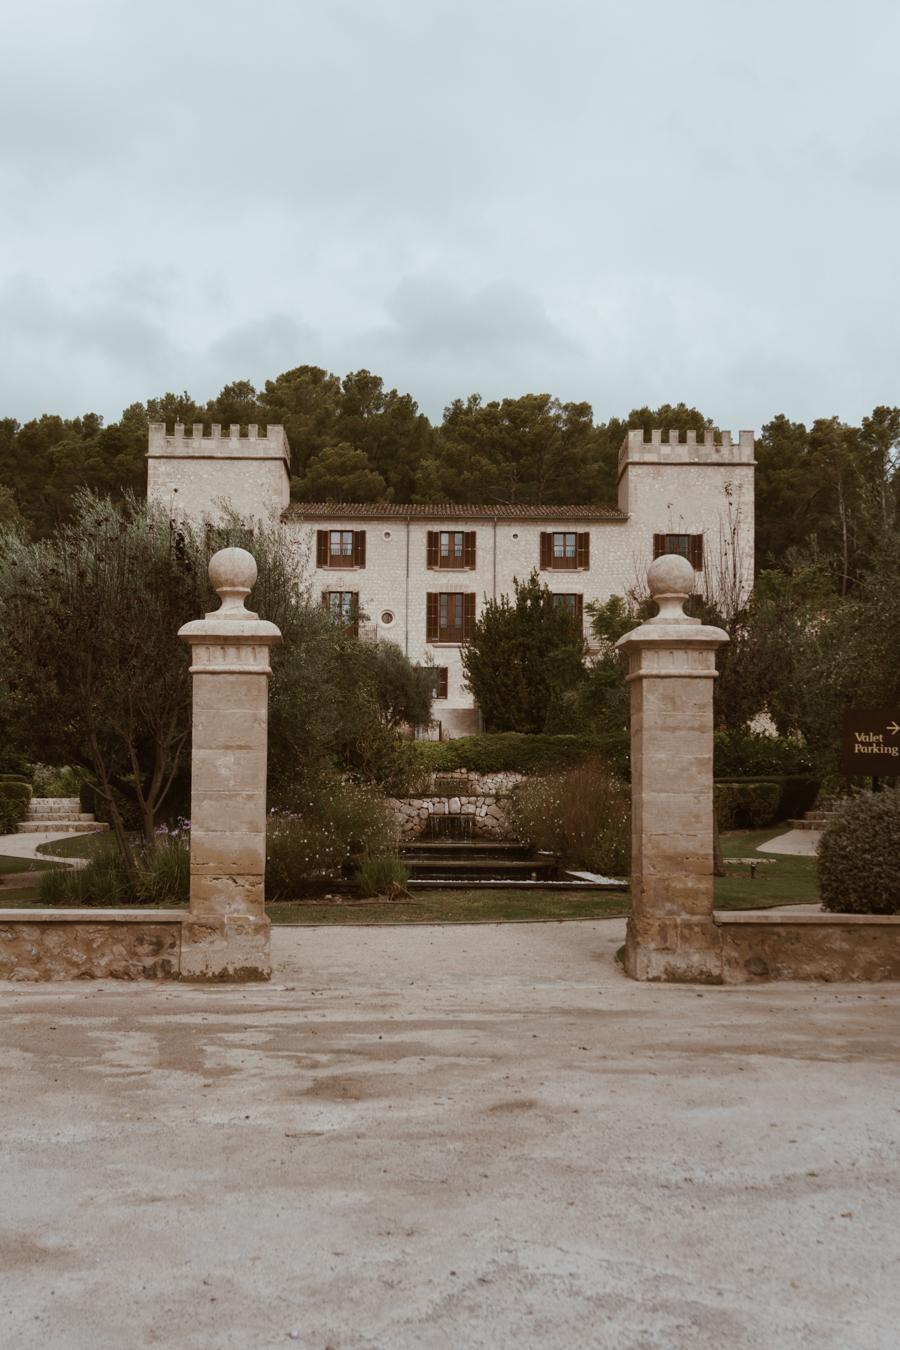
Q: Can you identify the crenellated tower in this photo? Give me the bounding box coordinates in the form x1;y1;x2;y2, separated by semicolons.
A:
147;423;291;525
617;428;755;607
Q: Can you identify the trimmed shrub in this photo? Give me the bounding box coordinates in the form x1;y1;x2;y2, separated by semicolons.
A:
0;798;22;835
354;855;411;898
715;776;820;827
510;756;631;875
410;732;631;779
0;774;32;786
817;789;900;914
0;778;31;833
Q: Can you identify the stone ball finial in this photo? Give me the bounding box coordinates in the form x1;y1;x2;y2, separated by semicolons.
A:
646;551;695;624
208;547;258;619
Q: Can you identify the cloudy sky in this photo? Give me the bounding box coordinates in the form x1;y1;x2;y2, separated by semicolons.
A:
1;0;898;433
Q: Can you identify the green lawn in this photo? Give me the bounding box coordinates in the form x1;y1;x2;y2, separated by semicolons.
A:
36;832;118;860
0;854;58;874
715;828;820;909
17;826;818;921
265;889;632;925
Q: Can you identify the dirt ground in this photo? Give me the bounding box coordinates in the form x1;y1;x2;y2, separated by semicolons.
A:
1;918;898;1350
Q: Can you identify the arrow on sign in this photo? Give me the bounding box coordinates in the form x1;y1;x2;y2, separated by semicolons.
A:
888;722;900;735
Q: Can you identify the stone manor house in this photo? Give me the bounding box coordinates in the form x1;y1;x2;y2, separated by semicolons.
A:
147;422;755;737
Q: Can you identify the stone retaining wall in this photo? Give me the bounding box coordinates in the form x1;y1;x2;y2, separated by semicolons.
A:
0;910;185;982
390;770;524;839
716;912;900;983
389;794;516;839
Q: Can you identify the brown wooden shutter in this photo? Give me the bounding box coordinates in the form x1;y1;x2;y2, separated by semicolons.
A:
426;592;439;642
653;533;666;560
464;531;476;569
317;530;328;567
574;593;584;635
353;530;366;567
689;534;704;571
437;667;448;699
321;589;328;609
427;531;439;568
577;532;590;569
463;593;476;641
539;532;551;569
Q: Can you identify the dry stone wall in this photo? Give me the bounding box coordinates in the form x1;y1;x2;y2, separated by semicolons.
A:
0;913;182;981
389;770;525;838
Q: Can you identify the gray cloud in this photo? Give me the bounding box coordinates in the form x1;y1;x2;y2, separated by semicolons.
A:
1;0;899;432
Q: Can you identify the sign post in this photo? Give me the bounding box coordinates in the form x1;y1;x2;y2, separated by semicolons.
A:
841;709;900;783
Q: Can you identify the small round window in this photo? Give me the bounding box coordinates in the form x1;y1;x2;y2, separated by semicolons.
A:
383;530;392;539
381;611;395;625
511;532;519;540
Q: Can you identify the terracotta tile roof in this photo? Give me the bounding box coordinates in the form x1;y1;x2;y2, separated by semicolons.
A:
281;502;627;522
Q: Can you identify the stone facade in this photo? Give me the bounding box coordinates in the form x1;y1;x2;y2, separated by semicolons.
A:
146;424;755;739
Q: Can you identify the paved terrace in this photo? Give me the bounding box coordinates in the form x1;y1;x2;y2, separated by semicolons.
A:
2;919;898;1350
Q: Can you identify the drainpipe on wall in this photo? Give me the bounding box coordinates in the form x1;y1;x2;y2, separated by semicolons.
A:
405;515;410;657
493;516;497;599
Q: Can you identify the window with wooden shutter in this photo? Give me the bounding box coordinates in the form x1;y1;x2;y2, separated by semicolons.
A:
653;533;703;570
427;666;448;700
554;593;584;635
463;593;476;640
325;591;359;638
426;532;439;568
463;531;476;568
549;531;578;570
319;529;366;568
576;532;590;569
352;530;366;567
426;592;439;642
539;532;551;570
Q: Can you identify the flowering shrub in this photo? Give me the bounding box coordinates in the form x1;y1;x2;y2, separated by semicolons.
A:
510;755;631;875
266;777;397;899
35;819;190;907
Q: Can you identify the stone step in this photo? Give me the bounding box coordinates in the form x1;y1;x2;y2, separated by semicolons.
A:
25;811;96;822
17;821;109;834
27;798;82;811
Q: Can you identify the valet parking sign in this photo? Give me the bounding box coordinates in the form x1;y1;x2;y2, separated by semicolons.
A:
841;708;900;777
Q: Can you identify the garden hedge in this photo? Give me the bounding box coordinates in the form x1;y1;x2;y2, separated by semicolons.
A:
715;775;820;827
411;732;631;778
0;778;32;833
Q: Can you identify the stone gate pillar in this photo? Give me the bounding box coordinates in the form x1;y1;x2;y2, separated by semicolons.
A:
615;554;728;983
178;548;282;981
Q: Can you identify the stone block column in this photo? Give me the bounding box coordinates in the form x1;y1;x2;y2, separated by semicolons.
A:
178;548;282;981
615;554;728;983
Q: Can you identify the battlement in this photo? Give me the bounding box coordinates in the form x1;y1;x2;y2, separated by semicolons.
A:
147;423;290;464
618;427;754;474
